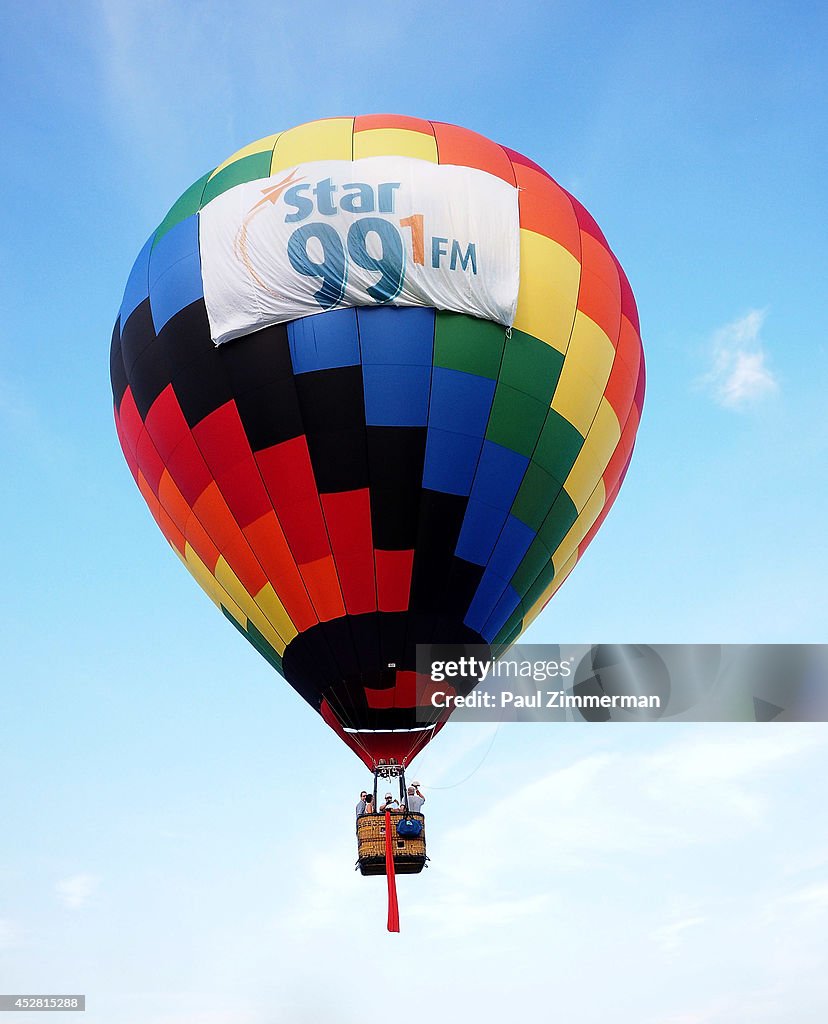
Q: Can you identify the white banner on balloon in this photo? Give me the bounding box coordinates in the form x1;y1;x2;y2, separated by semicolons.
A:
198;156;520;345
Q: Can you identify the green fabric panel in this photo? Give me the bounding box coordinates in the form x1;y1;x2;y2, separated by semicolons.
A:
153;170;213;247
433;312;506;379
523;561;557;610
245;620;284;674
511;536;553;596
486;383;548;457
201;151;274;207
512;461;564;530
221;606;284;676
493;612;525;651
500;329;564;404
534;408;585;481
538;489;578;552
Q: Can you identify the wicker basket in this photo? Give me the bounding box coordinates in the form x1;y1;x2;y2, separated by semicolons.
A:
356;811;427;875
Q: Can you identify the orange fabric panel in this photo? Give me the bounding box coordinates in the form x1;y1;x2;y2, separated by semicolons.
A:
353;114;435;135
243;511;317;632
432;121;516;183
512;162;580;258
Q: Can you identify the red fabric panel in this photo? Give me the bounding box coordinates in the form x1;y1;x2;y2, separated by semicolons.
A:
256;437;331;565
114;407;138;483
321;489;376;615
364;687;397;710
614;255;641;335
502;146;555;180
213;457;272;530
319;700;446;770
634;358;646;413
564;190;610;247
164;432;214;507
375;550;414;612
136;426;165;494
117;388;143;458
144;385;190;463
192;400;253;476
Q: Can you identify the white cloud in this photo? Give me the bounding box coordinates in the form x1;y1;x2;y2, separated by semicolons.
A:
702;309;778;408
56;873;99;910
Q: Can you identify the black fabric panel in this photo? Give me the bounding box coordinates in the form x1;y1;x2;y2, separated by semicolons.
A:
172;350;235;428
119;298;156;376
366;427;427;549
377;612;408;673
409;490;470;614
234;377;305;452
306;428;370;492
440;557;487;622
131;332;174;419
326;678;370;724
218;323;294;391
281;611;488;731
157;299;214;379
348;614;382;678
110;318;128;408
316;618;362;679
366;427;427;488
294;366;365;432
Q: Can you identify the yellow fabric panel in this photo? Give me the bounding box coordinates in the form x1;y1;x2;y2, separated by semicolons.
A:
512;230;580;354
564;398;621;510
353;128;438;162
214;557;287;655
253;582;298;646
551;363;605;437
524;549;578;629
210;133;282;178
183;543;246;628
270;118;354;173
564;310;616;389
552;481;606;575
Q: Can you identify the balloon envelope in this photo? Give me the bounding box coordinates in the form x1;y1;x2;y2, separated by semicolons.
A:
110;115;645;768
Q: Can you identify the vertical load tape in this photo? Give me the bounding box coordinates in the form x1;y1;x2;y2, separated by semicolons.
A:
385;810;400;932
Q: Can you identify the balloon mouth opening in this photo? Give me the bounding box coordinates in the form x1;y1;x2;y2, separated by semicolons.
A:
342;724;436;734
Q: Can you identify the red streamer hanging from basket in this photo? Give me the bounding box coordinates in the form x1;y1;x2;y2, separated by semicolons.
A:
385;810;400;932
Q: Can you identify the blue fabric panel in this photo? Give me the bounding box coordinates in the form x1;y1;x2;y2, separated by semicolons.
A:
470;440;529;510
149;215;203;333
455;498;509;566
288;308;360;373
428;368;496;437
358;306;434;365
149;214;199;287
487;515;536;580
481;585;522;642
422;428;484;496
120;234;153;326
463;568;511;634
363;363;431;427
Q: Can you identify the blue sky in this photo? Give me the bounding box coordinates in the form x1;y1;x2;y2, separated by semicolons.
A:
1;2;827;1021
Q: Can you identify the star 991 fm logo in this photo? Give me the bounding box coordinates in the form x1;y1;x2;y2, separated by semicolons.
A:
233;169;480;310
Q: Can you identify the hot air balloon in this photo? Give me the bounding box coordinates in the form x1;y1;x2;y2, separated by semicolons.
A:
110;116;644;923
